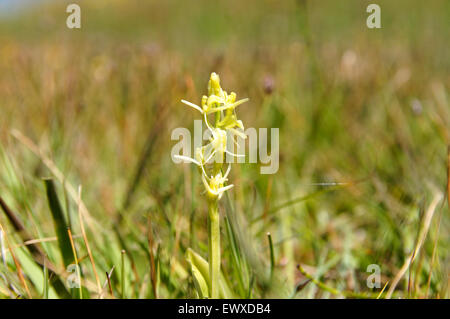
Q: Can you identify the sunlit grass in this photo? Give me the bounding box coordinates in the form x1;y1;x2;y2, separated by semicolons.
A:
0;0;448;299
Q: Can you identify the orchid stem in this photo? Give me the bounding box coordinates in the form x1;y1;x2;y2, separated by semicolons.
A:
208;199;220;299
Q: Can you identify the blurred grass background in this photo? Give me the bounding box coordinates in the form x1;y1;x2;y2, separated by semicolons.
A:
0;0;448;298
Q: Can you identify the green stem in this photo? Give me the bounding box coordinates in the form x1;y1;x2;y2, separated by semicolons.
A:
121;250;126;299
267;232;275;281
215;111;221;126
208;200;220;299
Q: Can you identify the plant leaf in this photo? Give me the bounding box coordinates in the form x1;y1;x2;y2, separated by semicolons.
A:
186;248;234;299
44;179;73;269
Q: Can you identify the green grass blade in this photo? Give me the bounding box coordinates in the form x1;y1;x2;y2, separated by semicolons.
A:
224;216;246;297
267;232;275;281
43;259;49;299
43;179;73;269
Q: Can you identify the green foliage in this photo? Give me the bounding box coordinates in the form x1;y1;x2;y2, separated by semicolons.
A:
43;179;73;269
0;0;448;299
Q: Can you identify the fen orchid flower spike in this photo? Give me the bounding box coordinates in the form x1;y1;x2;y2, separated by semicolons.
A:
176;72;248;201
176;72;248;299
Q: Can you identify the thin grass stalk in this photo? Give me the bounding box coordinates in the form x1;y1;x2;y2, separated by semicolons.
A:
0;223;31;298
267;232;275;281
121;250;126;299
43;258;49;299
147;214;157;299
77;186;101;296
67;228;82;299
386;191;443;298
106;271;114;298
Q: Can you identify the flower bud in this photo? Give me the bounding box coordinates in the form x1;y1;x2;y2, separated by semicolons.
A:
208;72;221;96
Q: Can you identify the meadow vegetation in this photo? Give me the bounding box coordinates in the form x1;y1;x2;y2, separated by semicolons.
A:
0;0;448;298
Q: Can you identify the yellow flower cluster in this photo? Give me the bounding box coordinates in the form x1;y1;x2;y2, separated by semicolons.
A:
176;72;248;200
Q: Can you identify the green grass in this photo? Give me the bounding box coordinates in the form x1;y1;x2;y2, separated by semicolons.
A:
0;0;448;299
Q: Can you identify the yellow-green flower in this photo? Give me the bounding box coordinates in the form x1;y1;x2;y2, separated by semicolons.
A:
176;72;249;299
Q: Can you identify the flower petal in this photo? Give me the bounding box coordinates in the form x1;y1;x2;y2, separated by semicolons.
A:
181;99;204;113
